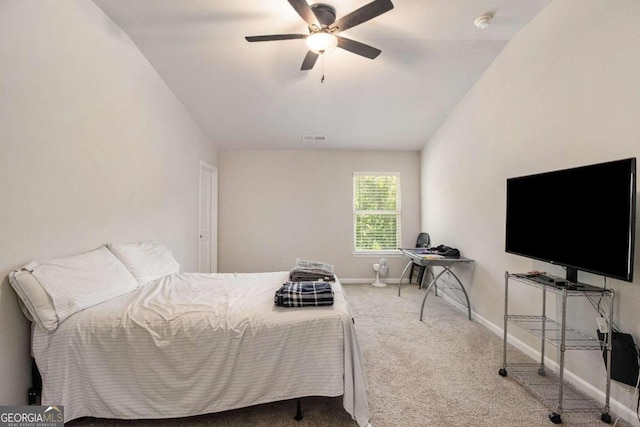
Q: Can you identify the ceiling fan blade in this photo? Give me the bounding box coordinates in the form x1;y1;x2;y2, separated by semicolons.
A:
332;0;394;33
301;51;319;70
245;34;307;42
337;36;381;59
287;0;320;28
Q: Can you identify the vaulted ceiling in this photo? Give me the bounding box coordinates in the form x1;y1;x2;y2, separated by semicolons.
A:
92;0;553;150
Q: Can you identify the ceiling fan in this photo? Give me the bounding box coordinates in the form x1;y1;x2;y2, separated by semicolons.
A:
245;0;394;71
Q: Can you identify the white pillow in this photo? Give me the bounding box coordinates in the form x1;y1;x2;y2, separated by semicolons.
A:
9;246;140;331
9;269;58;330
106;241;180;284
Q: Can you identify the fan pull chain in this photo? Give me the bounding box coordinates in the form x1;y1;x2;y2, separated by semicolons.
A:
321;54;325;83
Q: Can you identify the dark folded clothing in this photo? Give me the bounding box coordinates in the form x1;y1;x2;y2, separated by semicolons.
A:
289;268;335;282
422;245;460;258
275;281;334;307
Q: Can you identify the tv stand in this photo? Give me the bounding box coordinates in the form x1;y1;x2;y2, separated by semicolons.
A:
499;272;614;424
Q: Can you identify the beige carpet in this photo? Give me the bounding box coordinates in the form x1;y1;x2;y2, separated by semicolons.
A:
68;283;629;427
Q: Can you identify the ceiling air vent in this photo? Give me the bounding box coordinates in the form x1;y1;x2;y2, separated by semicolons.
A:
302;135;327;142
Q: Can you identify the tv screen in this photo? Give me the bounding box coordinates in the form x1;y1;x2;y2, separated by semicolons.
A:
506;158;636;282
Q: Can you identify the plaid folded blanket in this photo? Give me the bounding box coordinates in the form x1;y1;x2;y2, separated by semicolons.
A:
274;281;334;307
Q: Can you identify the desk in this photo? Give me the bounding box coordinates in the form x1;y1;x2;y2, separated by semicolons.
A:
398;248;474;321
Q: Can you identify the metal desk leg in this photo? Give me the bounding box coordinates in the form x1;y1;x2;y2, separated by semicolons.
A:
446;267;472;321
419;266;471;321
397;260;413;297
420;269;446;321
421;267;437;294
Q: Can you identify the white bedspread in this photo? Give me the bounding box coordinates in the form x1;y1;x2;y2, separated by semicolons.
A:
32;272;369;426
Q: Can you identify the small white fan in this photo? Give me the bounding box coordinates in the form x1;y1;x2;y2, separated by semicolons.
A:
372;258;389;287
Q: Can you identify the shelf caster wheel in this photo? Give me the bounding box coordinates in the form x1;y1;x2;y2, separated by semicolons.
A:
537;368;547;376
549;413;562;424
600;413;611;424
498;368;507;377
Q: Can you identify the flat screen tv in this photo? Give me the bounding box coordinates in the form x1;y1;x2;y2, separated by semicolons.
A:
506;158;636;283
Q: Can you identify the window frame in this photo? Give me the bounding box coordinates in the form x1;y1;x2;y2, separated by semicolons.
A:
352;172;402;256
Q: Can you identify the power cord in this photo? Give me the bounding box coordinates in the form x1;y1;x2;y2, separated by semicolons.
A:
612;346;640;426
584;276;621;334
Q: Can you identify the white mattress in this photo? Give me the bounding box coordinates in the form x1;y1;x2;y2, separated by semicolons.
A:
32;271;369;426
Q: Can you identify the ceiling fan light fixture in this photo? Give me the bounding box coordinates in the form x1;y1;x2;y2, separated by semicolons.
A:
245;0;395;71
306;32;338;54
474;13;493;29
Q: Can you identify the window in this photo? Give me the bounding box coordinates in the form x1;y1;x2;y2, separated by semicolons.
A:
353;172;401;254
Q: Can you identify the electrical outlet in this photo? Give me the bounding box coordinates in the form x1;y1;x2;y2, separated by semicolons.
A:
596;316;609;334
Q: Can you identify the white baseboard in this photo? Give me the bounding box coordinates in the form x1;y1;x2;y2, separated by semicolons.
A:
340;277;405;285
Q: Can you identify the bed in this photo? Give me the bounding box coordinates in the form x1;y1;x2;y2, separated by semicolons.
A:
9;242;369;426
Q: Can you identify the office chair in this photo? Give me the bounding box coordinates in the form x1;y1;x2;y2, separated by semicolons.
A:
409;232;431;286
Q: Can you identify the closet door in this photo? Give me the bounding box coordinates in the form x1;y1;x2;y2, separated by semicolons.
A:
199;162;218;273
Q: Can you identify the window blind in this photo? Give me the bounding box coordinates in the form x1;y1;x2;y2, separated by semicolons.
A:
353;173;401;252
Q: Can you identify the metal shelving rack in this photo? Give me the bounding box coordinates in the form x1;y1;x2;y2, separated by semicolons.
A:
499;271;614;424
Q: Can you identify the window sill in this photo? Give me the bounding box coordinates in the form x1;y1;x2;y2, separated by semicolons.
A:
352;250;402;257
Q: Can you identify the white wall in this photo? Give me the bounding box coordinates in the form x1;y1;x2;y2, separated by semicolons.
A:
0;1;217;403
421;0;640;423
218;150;420;280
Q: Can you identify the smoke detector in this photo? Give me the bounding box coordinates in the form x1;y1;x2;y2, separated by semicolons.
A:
474;13;493;29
